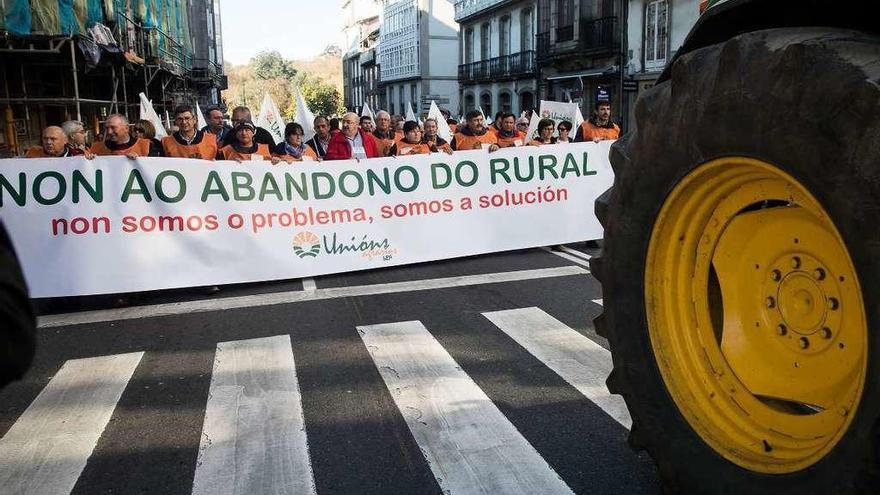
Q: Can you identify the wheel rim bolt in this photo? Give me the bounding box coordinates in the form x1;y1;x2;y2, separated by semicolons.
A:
814;268;826;281
799;337;810;349
828;297;840;311
821;327;833;339
777;324;787;336
770;269;782;282
791;257;802;269
765;296;776;309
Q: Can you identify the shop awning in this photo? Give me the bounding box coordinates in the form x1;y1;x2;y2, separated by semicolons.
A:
546;66;617;81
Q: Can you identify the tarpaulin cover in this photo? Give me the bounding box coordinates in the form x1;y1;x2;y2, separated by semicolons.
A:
3;0;107;35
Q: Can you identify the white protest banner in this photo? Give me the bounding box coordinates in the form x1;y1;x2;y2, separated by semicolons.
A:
535;100;582;137
255;92;286;144
0;142;612;297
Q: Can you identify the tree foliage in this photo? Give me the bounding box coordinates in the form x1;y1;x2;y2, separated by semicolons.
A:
251;50;298;81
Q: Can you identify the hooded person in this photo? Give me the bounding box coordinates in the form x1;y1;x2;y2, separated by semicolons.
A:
273;122;319;162
390;121;431;156
161;105;218;159
218;120;279;163
220;106;277;148
451;110;499;152
325;112;380;161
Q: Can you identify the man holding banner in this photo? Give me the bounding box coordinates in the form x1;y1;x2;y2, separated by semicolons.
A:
451;110;499;152
92;114;158;159
162;105;218;160
495;113;526;148
305;116;332;159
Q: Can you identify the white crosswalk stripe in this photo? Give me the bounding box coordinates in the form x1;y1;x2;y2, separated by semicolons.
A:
2;304;624;495
483;307;630;428
0;352;143;495
358;320;575;495
191;335;316;495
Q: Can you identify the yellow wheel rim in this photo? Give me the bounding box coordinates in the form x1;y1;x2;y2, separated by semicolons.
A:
645;157;868;474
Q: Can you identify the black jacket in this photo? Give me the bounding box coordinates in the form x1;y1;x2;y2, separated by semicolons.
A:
305;135;331;158
0;221;35;390
221;126;276;148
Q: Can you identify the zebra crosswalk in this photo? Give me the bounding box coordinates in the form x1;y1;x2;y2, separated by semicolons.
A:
0;303;641;495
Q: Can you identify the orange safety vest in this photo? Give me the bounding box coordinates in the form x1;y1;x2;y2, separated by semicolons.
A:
394;139;431;156
219;143;272;161
24;146;62;158
496;131;526;148
528;139;557;147
423;137;452;154
161;133;218;160
453;129;498;151
373;130;397;157
92;137;152;156
579;120;620;141
273;145;319;162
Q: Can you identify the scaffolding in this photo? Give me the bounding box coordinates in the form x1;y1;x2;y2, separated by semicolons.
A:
0;0;224;156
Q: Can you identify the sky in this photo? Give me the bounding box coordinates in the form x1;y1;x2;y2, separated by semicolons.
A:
218;1;344;65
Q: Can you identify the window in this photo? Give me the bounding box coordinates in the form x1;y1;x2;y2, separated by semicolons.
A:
465;93;475;112
465;28;474;64
399;86;405;112
480;92;492;117
499;92;512;113
555;0;574;42
644;0;668;70
520;91;534;114
499;16;511;56
480;23;490;60
410;83;418;112
520;8;533;52
537;0;550;33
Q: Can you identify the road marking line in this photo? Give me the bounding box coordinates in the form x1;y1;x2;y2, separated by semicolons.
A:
592;298;603;306
0;352;144;495
358;320;574;495
302;278;317;291
559;246;592;261
39;266;588;328
483;307;630;429
541;247;591;268
192;335;315;495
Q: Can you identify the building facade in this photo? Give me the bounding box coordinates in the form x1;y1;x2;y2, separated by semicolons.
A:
379;0;459;117
623;0;699;123
188;0;227;107
455;0;538;118
535;0;623;120
342;0;384;112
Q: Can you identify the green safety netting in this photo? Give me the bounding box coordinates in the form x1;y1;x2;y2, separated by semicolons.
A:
2;0;101;35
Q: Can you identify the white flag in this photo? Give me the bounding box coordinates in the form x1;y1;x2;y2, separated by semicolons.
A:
294;87;316;143
477;106;486;120
195;101;208;131
524;110;540;142
138;92;167;138
405;102;417;123
255;92;286;145
427;100;453;142
361;101;375;121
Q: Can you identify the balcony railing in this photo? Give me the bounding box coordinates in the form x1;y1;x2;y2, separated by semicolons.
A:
454;0;507;22
458;51;536;83
536;16;619;61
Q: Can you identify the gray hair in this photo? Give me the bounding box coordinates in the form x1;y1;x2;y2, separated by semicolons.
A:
376;110;390;119
61;120;84;137
107;113;129;125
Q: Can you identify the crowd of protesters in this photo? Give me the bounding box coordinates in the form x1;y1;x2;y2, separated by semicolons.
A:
20;100;620;162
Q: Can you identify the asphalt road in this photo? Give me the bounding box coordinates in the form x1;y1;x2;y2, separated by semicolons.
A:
0;245;661;495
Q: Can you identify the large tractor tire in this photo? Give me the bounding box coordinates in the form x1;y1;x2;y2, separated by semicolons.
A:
592;27;880;493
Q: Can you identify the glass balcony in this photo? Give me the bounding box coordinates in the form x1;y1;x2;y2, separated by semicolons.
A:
458;50;536;83
454;0;508;22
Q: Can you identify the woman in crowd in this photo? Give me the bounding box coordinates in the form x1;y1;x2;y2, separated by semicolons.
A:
218;121;279;163
273;122;319;162
556;120;573;143
529;118;558;146
132;119;165;156
390;121;431;155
